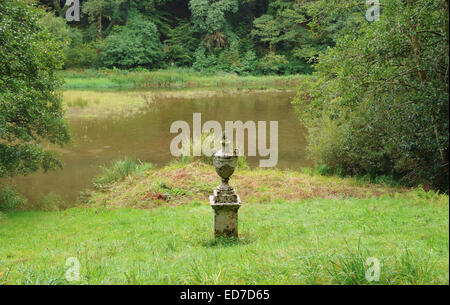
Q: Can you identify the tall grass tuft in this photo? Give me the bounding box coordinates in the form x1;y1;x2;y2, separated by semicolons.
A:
93;158;153;189
393;248;433;284
66;97;89;108
327;241;439;285
328;240;374;285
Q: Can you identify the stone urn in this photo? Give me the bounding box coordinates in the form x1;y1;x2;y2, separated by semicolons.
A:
210;133;241;238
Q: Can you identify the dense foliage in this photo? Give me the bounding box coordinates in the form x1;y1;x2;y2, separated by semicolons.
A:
101;13;164;68
37;0;331;74
293;0;449;192
0;0;70;178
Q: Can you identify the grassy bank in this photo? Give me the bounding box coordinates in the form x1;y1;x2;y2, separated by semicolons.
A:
60;68;310;90
63;90;156;120
0;161;448;284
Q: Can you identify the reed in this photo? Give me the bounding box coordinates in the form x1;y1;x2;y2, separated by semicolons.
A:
61;68;311;90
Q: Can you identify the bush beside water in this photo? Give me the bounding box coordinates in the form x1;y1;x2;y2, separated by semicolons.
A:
0;185;26;212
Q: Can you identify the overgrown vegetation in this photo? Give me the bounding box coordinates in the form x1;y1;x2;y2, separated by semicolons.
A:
86;160;418;209
4;0;446;193
60;68;308;90
37;0;333;74
30;0;448;193
293;0;449;192
100;13;164;69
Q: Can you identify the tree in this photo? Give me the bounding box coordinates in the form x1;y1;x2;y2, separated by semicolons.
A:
0;0;70;177
164;19;200;67
189;0;239;51
38;10;72;44
82;0;127;40
190;0;239;34
305;0;367;44
293;0;449;191
32;0;338;74
101;13;164;68
252;0;329;73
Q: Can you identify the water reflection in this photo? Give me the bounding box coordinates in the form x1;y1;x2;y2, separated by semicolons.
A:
13;91;309;203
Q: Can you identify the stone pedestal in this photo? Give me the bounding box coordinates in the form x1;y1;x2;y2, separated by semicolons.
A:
210;133;241;238
210;188;241;238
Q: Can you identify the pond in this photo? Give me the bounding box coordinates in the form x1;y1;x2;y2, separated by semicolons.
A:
12;90;310;203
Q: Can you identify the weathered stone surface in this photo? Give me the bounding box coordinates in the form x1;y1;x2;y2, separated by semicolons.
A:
210;133;242;238
211;188;238;204
210;197;241;238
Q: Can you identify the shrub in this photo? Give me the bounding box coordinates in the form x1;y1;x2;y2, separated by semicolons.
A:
216;40;242;73
192;47;218;72
34;193;66;211
0;185;26;212
65;43;100;69
239;50;258;75
101;15;164;69
258;53;289;75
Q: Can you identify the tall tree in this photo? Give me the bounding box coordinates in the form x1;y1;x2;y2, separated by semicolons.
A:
189;0;239;50
252;0;327;73
0;0;70;177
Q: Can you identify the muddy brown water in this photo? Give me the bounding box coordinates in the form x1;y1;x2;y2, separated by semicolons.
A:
11;91;310;204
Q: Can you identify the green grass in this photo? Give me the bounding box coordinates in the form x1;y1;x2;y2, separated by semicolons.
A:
0;196;448;284
1;162;448;284
60;68;311;90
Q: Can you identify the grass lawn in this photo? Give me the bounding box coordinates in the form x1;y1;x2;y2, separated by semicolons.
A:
0;162;448;285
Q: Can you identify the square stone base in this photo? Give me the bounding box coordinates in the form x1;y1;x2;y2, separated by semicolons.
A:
210;195;241;238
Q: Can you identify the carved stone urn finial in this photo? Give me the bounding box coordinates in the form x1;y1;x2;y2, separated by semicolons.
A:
210;132;241;238
213;132;238;191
